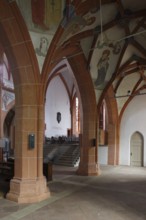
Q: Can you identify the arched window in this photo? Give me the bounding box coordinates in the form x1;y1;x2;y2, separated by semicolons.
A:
72;95;80;136
75;97;79;134
99;100;106;130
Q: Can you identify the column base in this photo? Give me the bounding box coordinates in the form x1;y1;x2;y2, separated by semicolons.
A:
76;162;101;176
6;176;50;203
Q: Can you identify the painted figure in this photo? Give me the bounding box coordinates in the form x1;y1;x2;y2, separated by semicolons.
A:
95;49;110;88
35;37;49;57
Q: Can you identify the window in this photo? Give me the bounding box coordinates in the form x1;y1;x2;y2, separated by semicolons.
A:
75;97;79;133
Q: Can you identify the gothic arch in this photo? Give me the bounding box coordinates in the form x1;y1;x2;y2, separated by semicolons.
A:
105;86;119;165
42;42;100;175
0;0;49;203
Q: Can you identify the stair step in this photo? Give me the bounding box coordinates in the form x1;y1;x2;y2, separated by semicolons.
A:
43;144;80;167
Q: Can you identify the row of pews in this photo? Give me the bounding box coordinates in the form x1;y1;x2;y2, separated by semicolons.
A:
0;158;52;181
0;158;14;177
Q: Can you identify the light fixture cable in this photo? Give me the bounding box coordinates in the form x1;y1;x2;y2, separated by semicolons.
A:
99;0;104;43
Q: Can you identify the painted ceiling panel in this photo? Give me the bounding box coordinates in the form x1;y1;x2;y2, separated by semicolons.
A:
80;36;94;60
14;0;146;116
90;27;125;97
58;11;98;46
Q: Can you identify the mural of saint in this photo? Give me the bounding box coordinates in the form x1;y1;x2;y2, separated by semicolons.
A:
35;37;49;57
2;91;15;111
94;49;110;89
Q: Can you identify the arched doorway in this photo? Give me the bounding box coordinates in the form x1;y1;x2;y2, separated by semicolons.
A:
130;132;143;167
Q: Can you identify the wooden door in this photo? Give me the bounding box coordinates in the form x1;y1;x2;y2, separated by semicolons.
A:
130;132;143;167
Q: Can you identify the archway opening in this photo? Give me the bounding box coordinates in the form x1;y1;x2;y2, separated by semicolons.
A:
0;45;15;162
43;72;80;177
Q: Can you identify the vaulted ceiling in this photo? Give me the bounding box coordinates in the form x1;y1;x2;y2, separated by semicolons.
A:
16;0;146;116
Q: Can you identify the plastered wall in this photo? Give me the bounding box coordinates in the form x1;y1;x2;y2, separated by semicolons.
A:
120;95;146;166
45;76;71;137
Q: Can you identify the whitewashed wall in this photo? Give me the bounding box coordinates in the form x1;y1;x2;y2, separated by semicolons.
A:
45;76;71;137
119;95;146;166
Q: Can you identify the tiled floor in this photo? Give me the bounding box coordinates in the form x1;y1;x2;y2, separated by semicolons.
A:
1;165;146;220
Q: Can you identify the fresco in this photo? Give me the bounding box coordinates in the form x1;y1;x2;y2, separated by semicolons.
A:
2;90;15;112
58;14;96;46
90;29;124;94
30;31;53;72
96;33;121;55
94;49;110;90
16;0;62;33
58;2;98;46
31;0;62;31
0;49;15;111
35;37;49;57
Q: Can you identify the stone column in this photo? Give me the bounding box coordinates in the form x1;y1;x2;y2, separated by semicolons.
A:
6;86;50;203
77;132;100;176
108;123;117;165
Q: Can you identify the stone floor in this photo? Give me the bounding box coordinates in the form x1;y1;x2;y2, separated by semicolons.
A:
1;165;146;220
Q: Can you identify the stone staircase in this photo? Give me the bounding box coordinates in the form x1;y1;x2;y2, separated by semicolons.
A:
54;144;80;167
43;144;80;167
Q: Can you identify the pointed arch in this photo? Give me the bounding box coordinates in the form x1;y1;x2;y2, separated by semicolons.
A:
0;0;49;203
67;54;100;175
105;86;119;165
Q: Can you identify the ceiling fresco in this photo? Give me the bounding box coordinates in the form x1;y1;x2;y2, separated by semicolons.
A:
15;0;146;116
16;0;64;33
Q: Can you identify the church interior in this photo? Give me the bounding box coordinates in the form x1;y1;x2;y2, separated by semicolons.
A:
0;0;146;219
